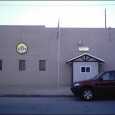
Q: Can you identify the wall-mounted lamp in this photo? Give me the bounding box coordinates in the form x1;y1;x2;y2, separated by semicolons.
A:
78;40;82;46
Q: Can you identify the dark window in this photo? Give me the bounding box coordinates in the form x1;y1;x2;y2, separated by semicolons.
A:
19;60;25;71
0;60;2;71
81;66;91;73
86;67;90;72
39;60;46;71
81;67;85;72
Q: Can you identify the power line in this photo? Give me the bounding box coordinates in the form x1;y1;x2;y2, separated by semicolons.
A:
0;4;115;6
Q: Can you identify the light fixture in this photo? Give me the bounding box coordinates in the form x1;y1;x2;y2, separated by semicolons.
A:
78;40;82;46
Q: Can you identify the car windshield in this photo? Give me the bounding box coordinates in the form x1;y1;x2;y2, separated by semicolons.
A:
90;72;104;80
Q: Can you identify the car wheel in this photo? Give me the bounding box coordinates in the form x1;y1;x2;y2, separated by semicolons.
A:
81;88;94;101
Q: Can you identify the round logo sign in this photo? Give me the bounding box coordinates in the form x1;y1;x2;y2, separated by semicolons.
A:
16;43;28;54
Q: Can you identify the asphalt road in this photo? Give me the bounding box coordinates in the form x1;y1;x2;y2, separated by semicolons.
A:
0;97;115;114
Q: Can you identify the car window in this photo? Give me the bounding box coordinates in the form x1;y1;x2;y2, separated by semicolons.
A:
92;72;104;80
101;73;110;80
109;72;115;80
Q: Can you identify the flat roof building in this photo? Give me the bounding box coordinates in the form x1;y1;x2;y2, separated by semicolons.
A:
0;26;115;86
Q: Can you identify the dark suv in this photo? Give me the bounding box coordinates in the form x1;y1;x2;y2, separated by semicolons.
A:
71;71;115;101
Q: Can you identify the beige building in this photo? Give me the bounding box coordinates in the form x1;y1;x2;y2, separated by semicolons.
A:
0;25;115;86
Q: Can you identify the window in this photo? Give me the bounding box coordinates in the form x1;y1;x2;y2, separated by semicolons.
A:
81;67;85;72
81;66;91;73
86;67;90;72
101;72;115;81
101;73;110;80
0;60;2;71
19;60;25;71
109;72;115;80
39;60;46;71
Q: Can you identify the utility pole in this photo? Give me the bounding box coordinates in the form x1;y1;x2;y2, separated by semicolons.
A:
57;19;60;86
105;8;107;28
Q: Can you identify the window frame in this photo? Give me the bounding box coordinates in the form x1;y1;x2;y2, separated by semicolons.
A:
80;66;91;73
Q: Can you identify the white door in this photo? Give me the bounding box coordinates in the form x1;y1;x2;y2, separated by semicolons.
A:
73;62;98;82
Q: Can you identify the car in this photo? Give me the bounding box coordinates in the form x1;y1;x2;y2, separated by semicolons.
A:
71;70;115;101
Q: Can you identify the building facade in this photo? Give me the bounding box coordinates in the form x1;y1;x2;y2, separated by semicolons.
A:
0;26;115;86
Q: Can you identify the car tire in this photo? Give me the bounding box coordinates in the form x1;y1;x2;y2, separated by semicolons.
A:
81;88;95;101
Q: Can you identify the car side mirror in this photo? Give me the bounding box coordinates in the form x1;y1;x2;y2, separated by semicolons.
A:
99;77;103;81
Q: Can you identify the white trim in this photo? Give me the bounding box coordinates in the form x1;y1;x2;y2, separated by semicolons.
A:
80;66;91;73
67;53;105;63
84;53;105;63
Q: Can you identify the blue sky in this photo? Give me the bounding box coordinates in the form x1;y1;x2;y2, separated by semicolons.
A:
0;1;115;28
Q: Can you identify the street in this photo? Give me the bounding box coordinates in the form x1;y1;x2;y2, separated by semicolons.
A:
0;97;115;114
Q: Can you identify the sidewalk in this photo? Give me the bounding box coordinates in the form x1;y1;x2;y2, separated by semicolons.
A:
0;85;74;97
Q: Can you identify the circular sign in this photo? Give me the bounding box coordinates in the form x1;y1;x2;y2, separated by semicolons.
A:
16;43;28;54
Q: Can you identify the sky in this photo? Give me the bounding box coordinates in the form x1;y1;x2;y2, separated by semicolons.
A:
0;1;115;28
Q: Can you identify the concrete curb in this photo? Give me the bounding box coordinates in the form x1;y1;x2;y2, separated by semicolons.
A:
0;94;74;98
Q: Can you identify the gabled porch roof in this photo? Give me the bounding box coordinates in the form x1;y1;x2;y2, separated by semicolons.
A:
67;53;105;64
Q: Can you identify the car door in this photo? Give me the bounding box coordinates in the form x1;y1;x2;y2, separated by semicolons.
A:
95;72;113;96
109;71;115;96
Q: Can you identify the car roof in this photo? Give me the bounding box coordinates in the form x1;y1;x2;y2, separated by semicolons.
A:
104;70;115;73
